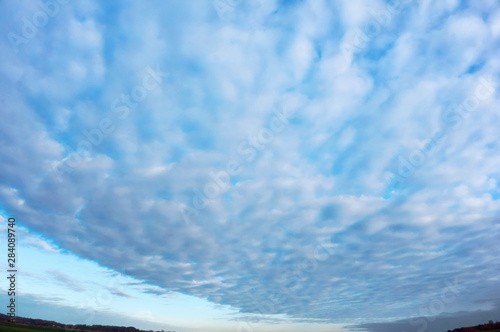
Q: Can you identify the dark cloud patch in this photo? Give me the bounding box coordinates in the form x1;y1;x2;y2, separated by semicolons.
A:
354;300;500;332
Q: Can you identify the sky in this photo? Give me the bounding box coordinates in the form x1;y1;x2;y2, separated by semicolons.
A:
0;0;500;331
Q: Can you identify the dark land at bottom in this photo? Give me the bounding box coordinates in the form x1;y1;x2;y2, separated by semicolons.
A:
0;321;84;332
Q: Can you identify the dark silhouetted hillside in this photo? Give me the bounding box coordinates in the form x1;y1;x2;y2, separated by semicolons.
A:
0;314;174;332
448;320;500;332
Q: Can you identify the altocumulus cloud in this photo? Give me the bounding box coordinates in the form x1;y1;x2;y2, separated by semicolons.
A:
1;0;500;329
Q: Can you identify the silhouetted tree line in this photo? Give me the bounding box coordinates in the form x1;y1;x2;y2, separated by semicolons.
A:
448;320;500;332
0;313;175;332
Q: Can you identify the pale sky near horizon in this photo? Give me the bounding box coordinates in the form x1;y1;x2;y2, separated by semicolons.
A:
1;1;500;332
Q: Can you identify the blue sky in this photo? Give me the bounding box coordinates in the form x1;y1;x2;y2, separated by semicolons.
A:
1;0;500;331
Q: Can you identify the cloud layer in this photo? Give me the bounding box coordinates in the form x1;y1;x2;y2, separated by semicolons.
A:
1;0;500;327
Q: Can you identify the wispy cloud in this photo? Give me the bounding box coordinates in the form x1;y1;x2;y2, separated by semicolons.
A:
48;270;86;293
107;287;134;299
